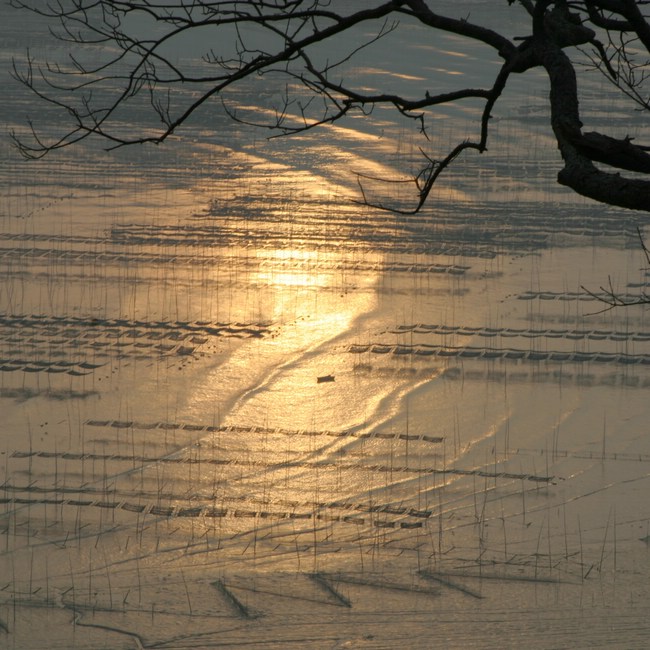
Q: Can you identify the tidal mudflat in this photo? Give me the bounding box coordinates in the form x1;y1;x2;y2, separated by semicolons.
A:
2;3;650;648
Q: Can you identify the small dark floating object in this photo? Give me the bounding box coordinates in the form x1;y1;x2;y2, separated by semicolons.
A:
317;374;335;383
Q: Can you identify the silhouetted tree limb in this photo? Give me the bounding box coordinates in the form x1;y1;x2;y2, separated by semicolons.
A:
9;0;650;213
581;228;650;312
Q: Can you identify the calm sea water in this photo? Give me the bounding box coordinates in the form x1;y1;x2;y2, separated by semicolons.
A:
2;3;650;648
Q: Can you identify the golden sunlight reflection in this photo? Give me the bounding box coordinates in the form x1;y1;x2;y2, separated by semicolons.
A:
185;237;384;436
255;249;338;288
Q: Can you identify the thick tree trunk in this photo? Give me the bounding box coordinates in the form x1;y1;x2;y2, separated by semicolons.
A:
557;164;650;212
572;132;650;174
534;5;650;212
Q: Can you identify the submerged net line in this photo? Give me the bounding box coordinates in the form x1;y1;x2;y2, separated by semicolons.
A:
0;313;271;337
0;483;433;519
512;447;650;463
0;360;98;375
0;234;471;275
388;324;650;342
0;315;271;367
10;450;555;483
348;343;650;365
0;240;498;260
84;419;445;444
518;290;645;303
0;495;426;528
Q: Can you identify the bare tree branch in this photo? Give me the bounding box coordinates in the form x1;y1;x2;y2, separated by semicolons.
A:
8;1;650;213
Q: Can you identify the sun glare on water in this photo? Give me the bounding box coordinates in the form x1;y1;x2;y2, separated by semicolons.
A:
255;249;330;288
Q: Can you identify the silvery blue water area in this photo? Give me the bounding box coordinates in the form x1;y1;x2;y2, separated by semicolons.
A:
1;2;650;648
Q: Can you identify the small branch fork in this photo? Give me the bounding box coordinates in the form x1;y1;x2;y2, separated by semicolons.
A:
8;0;650;214
582;228;650;313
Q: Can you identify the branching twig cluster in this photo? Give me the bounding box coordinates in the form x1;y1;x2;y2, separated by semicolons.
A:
8;0;650;213
582;228;650;313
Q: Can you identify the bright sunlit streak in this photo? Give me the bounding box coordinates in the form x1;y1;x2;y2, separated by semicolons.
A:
255;249;331;287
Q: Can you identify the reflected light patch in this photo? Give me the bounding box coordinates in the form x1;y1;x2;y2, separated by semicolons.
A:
352;67;427;82
430;68;465;76
255;249;331;287
436;49;469;58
